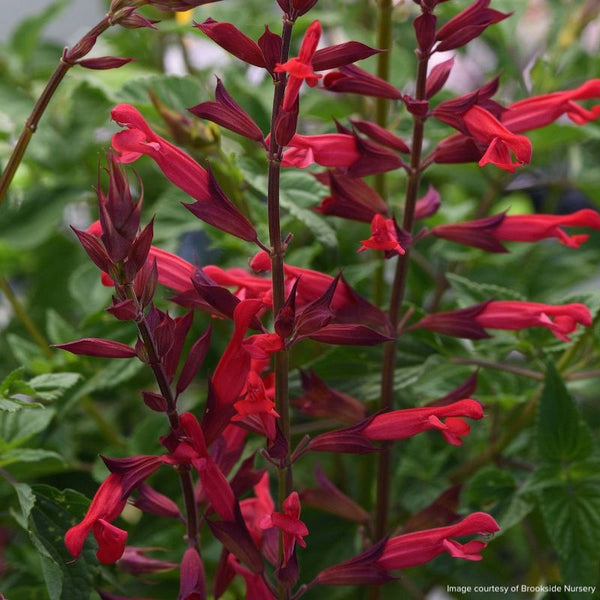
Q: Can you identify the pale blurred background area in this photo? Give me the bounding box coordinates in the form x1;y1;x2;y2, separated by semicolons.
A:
0;0;104;42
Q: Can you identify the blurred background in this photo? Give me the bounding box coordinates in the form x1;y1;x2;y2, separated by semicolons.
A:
0;0;104;42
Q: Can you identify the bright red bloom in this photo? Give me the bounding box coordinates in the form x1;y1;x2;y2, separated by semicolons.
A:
240;473;276;546
172;413;237;522
65;473;128;564
358;214;406;256
379;512;500;569
363;399;484;446
476;301;592;342
415;300;592;342
280;133;360;168
275;21;322;111
493;209;600;248
463;105;532;172
212;299;283;407
502;79;600;132
316;512;499;585
233;370;280;441
111;104;257;242
112;104;210;197
431;209;600;251
260;492;308;566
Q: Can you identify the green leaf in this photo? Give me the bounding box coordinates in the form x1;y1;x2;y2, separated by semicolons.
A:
46;310;78;346
28;373;81;401
6;334;47;368
466;467;516;512
27;485;93;600
446;273;526;305
11;481;36;529
539;481;600;590
118;75;204;113
0;407;55;450
0;448;64;468
536;364;594;464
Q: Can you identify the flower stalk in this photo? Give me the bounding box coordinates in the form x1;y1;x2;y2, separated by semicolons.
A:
120;283;200;551
373;48;431;551
267;18;296;506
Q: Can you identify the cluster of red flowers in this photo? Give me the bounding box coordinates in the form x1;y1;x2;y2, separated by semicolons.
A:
54;0;600;598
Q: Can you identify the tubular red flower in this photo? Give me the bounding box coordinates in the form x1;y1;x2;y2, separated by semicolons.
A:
502;79;600;132
363;399;484;446
415;300;592;342
493;209;600;248
111;104;258;242
233;370;280;441
260;492;308;566
112;104;210;198
476;301;592;342
275;21;322;112
463;105;532;172
316;512;499;586
65;473;128;564
358;214;406;256
430;209;600;251
378;512;500;570
281;133;360;168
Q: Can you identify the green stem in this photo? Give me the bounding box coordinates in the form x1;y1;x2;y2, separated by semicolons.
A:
0;12;121;205
0;277;52;359
372;0;393;307
267;16;295;600
120;284;199;550
373;50;430;548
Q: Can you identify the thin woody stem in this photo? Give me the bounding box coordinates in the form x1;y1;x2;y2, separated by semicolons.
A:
268;17;295;503
372;0;393;307
0;277;53;359
267;16;295;600
373;51;430;553
0;10;127;205
120;284;199;550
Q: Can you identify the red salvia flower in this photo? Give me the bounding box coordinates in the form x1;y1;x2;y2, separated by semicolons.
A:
65;473;128;564
260;492;308;566
502;79;600;132
462;105;532;172
309;398;483;452
363;399;484;446
379;512;500;569
275;21;323;112
414;300;592;342
233;370;280;441
430;209;600;251
358;214;406;256
315;512;499;586
111;104;258;242
280;133;360;168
